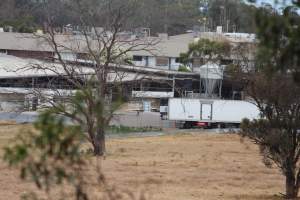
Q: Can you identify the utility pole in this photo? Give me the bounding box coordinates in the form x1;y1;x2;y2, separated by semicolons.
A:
226;20;230;33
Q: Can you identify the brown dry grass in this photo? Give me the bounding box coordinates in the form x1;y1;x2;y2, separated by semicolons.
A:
0;124;285;200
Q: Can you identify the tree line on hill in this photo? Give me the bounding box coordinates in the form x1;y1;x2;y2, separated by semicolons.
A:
0;0;271;35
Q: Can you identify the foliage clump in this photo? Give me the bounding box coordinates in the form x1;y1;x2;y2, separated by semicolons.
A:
240;2;300;198
179;38;231;66
178;65;191;72
4;112;89;199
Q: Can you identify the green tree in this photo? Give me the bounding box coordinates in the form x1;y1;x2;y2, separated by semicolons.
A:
179;38;231;66
178;65;191;72
255;4;300;83
0;0;262;34
240;2;300;198
0;15;36;33
4;112;89;199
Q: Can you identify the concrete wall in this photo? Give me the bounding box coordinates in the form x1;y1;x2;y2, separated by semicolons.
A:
0;93;25;112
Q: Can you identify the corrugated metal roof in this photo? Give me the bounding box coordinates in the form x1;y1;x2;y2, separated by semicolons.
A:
0;32;51;52
0;31;256;59
0;54;93;78
0;32;195;57
0;55;197;79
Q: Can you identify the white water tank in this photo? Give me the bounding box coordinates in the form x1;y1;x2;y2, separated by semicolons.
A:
199;63;224;80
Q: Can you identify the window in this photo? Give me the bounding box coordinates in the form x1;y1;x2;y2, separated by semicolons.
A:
133;55;143;61
156;57;169;66
160;98;168;106
175;57;180;63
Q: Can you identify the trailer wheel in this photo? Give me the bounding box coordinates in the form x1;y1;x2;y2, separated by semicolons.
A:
183;121;193;129
221;123;226;128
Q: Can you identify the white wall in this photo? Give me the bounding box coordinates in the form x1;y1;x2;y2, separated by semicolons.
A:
132;56;148;67
168;98;201;121
132;56;182;71
148;56;156;67
170;57;181;71
132;91;174;98
55;52;77;61
168;98;260;123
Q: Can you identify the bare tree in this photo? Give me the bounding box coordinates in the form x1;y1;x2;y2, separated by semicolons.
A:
28;0;157;156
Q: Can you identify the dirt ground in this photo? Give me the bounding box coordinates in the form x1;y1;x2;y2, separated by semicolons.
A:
0;124;285;200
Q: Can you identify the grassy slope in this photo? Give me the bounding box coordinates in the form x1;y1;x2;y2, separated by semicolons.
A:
0;124;284;200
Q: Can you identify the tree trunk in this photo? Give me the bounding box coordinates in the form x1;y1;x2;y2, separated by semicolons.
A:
285;171;299;199
93;129;105;156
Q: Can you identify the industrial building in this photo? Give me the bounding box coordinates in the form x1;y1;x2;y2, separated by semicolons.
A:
0;29;256;112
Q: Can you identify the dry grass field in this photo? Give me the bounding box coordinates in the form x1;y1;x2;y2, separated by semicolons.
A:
0;124;285;200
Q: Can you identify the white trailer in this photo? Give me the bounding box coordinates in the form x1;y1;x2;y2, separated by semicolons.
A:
168;98;260;128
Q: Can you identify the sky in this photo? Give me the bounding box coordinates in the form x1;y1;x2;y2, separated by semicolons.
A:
246;0;298;12
253;0;293;8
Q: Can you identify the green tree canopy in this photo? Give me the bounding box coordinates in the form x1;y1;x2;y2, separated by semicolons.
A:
240;2;300;198
179;38;231;65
